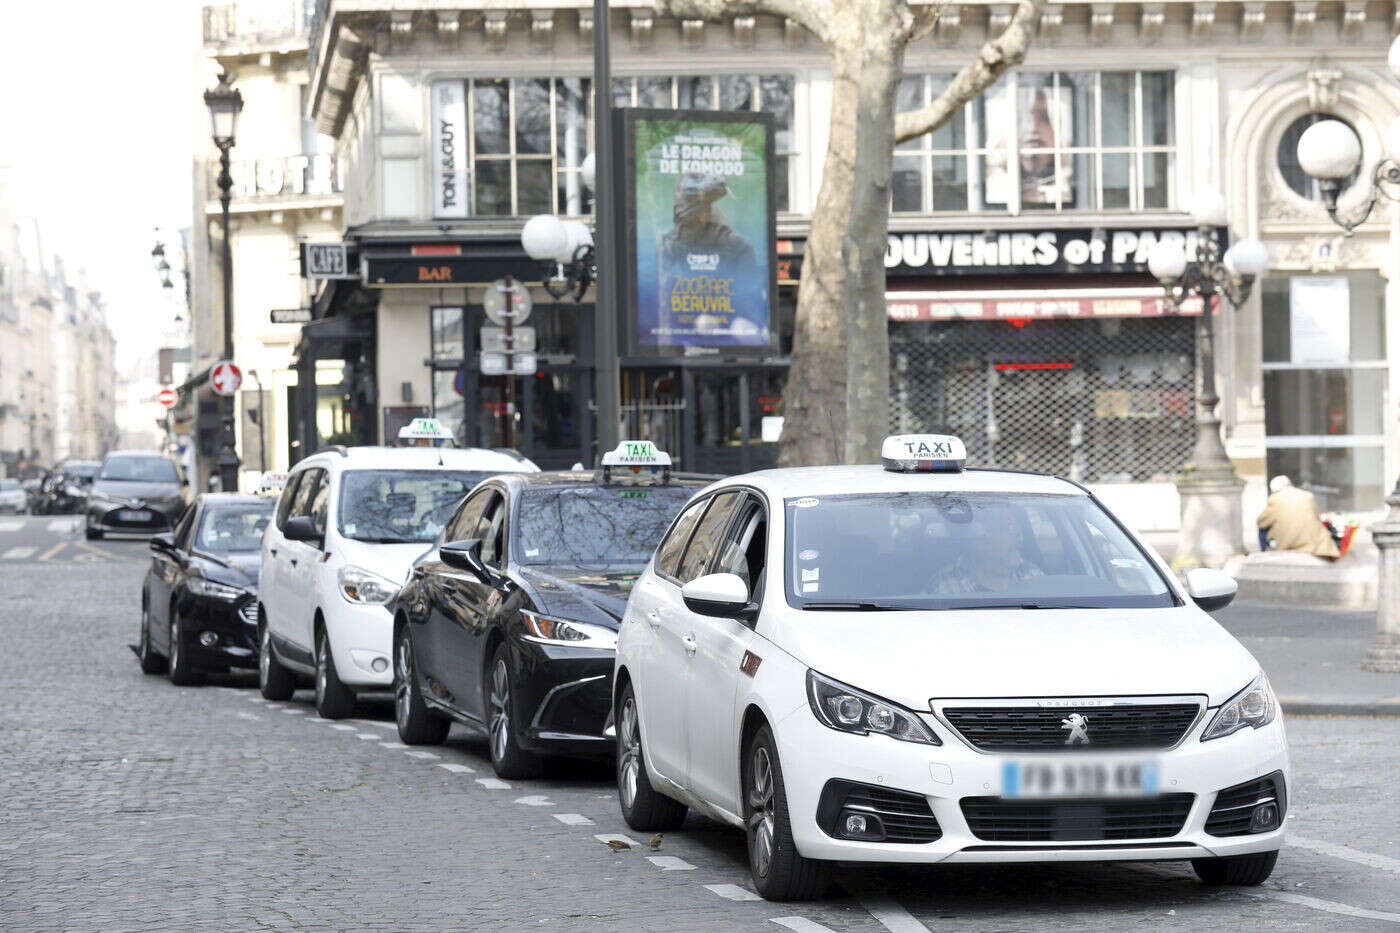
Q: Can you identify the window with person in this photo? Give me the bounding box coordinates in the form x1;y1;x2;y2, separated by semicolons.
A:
337;470;492;544
676;491;744;583
197;505;274;553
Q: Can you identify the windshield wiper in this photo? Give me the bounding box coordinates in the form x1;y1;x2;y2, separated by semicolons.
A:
801;601;905;611
353;536;416;544
942;603;1097;610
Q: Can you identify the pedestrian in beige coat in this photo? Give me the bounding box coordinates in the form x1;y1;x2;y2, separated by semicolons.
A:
1257;476;1340;560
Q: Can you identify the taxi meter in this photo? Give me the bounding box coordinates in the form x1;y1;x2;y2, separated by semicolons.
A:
398;417;456;447
880;434;967;473
599;440;672;484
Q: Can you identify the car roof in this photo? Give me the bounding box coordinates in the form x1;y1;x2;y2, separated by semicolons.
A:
198;493;273;507
102;450;174;460
290;445;540;474
501;470;718;490
714;464;1086;499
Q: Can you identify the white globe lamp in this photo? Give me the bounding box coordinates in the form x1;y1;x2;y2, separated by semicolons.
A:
1389;34;1400;81
562;220;593;261
1186;189;1229;227
1297;120;1363;181
1384;116;1400;166
1223;238;1269;278
581;152;596;191
1147;239;1188;283
521;214;569;262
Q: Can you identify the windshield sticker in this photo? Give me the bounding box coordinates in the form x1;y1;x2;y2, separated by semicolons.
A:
802;582;820;593
801;568;819;584
525;547;540;558
798;548;819;561
618;489;651;499
793;497;820;508
344;523;356;535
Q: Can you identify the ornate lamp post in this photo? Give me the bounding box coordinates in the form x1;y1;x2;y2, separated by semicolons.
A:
1296;36;1400;672
1146;191;1270;570
204;73;243;492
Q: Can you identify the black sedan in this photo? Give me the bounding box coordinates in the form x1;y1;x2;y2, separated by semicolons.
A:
86;451;188;539
136;494;274;686
391;468;714;778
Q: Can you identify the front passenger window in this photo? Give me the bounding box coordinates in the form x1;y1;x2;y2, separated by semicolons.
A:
477;495;506;568
676;492;742;584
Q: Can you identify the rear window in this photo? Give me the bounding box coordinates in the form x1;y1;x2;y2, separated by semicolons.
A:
99;457;179;483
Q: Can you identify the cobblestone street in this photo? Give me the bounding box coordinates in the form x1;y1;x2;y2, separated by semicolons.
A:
3;526;1399;931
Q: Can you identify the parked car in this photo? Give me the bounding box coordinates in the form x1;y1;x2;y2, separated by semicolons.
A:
85;451;188;539
257;445;538;718
390;442;716;777
136;494;275;685
36;459;100;514
613;434;1288;900
0;478;25;514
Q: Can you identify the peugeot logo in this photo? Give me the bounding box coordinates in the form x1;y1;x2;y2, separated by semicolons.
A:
1061;713;1090;745
130;498;146;509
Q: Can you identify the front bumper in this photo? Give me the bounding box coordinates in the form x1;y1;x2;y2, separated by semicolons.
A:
88;504;179;534
323;600;394;688
511;636;615;758
773;704;1290;864
177;595;260;669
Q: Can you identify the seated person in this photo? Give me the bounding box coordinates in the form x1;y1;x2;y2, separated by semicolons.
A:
1257;476;1339;560
934;519;1044;594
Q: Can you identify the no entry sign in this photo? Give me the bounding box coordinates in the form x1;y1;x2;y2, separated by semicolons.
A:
157;387;178;408
210;361;243;397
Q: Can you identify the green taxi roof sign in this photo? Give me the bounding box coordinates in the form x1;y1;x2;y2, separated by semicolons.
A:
599;440;672;485
398;417;455;441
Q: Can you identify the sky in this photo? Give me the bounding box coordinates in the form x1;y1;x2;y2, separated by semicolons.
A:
0;0;201;368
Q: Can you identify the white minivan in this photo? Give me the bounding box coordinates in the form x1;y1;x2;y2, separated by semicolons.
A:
258;445;536;717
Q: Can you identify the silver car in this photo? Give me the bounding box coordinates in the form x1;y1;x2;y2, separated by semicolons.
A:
0;478;25;515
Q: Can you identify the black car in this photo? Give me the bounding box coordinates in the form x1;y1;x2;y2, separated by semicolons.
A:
136;494;274;685
391;468;715;777
36;459;99;514
86;451;188;539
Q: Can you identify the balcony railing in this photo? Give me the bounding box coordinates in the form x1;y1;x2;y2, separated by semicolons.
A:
204;1;313;46
208;153;342;202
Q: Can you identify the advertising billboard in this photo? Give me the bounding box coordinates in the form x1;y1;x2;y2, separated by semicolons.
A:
622;109;777;355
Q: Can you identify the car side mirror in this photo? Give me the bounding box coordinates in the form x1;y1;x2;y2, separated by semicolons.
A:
283;515;323;547
440;539;490;580
1185;567;1236;613
150;532;176;554
682;573;757;622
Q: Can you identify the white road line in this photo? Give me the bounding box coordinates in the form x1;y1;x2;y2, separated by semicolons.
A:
645;855;695;871
350;718;396;730
404;750;439;759
46;519;74;532
770;919;837;933
553;813;594;826
1290;836;1400;874
2;547;36;559
356;733;382;740
0;521;22;532
235;712;262;721
279;708;305;715
860;897;932;933
513;795;552;807
378;741;407;750
704;883;761;902
594;833;638;849
306;716;331;723
436;763;475;774
1242;889;1400;925
476;777;512;790
328;724;357;731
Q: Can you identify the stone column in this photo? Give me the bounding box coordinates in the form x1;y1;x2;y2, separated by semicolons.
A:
1364;491;1400;672
1176;464;1246;570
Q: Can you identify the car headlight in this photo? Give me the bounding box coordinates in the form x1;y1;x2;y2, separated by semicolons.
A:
338;565;399;605
187;577;248;601
520;610;618;649
806;670;940;745
1201;672;1277;741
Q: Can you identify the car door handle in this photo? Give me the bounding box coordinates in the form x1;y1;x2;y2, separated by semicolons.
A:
647;609;661;632
289;557;298;567
682;633;697;657
270;548;278;558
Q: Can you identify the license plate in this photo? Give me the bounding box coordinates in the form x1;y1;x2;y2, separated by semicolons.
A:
116;509;152;521
1002;759;1158;798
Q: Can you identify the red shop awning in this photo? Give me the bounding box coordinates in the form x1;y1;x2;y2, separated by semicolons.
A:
886;287;1208;322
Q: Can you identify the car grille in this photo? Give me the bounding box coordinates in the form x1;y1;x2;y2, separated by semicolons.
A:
960;794;1195;842
817;780;942;843
237;600;258;626
941;703;1202;751
1205;772;1287;837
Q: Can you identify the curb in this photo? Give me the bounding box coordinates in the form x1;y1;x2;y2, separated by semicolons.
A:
1280;699;1400;717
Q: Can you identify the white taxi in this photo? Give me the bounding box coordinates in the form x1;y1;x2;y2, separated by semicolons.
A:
613;435;1288;900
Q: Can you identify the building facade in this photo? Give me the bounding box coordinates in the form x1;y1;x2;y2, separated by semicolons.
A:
298;0;1400;529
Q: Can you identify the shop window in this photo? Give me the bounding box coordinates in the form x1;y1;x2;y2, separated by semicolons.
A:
1278;113;1360;202
530;371;580;452
894;70;1175;214
430;306;465;360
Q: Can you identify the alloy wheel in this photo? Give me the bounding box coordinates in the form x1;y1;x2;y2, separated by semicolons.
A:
618;697;641;811
747;745;776;878
316;637;328;708
139;605;151;661
259;626;271;686
169;617;181;674
488;658;511;764
395;634;413;733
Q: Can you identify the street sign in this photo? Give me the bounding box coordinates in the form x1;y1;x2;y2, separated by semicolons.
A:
480;352;506;376
479;351;536;376
480;326;536;353
270;307;313;324
210;360;243;397
156;387;178;408
511;351;537;375
306;242;353;280
482;277;533;325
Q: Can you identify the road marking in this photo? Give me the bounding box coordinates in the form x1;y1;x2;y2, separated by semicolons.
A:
645;855;695;871
770;919;837;933
0;521;21;532
279;708;305;715
513;795;552;807
594;833;638;849
1241;889;1400;924
328;724;357;731
35;542;65;562
1290;835;1400;874
73;541;113;560
476;777;511;790
404;750;439;759
46;519;74;532
350;718;396;730
356;733;382;740
235;712;262;721
436;763;475;774
306;716;331;723
553;813;594;826
704;883;761;901
860;897;931;933
378;741;407;750
3;547;36;559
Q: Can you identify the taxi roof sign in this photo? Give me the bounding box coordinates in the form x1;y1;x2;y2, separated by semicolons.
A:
599;440;672;484
398;417;455;442
881;434;966;473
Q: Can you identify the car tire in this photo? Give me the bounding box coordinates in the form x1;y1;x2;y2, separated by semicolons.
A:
744;724;831;901
485;642;541;779
315;629;356;720
85;526;102;540
616;682;687;832
394;626;449;745
137;599;167;675
258;619;296;701
1192;849;1279;886
167;610;203;686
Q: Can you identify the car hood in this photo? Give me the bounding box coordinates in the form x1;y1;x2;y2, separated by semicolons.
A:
193;550;261;588
336;539;435;587
514;565;643;627
768;605;1259;708
90;480;182;502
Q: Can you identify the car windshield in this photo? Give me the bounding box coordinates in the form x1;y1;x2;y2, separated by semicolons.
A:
785;491;1173;610
514;484;699;568
99;457;178;483
65;463;99;479
0;479;18;491
197;504;273;552
338;470;491;543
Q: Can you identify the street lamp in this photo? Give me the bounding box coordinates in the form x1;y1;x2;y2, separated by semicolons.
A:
204;72;243;492
522;213;596;301
1297;34;1400;673
1146;189;1270;569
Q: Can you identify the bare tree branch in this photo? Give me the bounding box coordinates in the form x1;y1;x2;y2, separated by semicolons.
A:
907;2;943;44
656;0;834;45
894;0;1044;144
